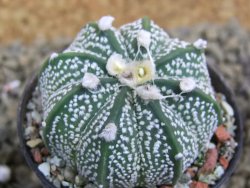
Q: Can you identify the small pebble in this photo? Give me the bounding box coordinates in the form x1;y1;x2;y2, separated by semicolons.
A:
31;111;42;123
0;165;11;183
61;180;70;187
32;148;42;163
190;181;208;188
41;147;50;156
26;138;43;148
57;174;64;181
215;125;231;142
63;166;76;183
51;164;57;171
221;101;234;116
214;166;225;178
84;183;98;188
27;101;35;110
159;185;172;188
50;156;65;167
53;178;61;188
75;175;88;186
186;167;197;178
38;162;50;177
219;156;229;169
24;126;36;138
178;173;191;184
199;148;218;174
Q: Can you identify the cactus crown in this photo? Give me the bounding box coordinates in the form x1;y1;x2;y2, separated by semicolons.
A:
39;16;221;188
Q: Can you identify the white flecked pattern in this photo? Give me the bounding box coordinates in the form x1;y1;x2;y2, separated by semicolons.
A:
39;17;221;188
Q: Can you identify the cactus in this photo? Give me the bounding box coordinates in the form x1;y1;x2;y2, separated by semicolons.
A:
39;16;221;188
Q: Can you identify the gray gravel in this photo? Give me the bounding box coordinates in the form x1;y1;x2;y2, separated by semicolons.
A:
0;19;250;188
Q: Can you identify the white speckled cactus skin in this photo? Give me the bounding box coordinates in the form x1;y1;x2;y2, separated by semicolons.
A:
39;17;221;188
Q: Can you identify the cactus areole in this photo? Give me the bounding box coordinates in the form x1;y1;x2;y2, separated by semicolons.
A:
39;16;222;188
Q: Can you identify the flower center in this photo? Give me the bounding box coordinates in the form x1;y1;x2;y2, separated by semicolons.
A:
138;67;146;78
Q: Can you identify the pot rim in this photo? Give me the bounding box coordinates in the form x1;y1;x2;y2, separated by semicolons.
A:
17;65;243;188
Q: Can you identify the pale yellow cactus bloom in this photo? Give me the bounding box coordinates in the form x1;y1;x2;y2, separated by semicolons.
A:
132;60;155;85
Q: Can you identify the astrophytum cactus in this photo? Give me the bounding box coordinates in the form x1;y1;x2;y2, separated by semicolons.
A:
39;16;221;188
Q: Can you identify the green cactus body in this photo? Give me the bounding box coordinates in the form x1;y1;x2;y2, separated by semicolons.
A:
39;16;221;188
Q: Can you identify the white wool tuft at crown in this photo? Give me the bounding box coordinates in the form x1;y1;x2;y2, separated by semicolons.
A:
137;30;151;49
98;16;115;31
99;123;117;142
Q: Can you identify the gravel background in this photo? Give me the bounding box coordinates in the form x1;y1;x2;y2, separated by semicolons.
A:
0;20;249;188
1;0;250;44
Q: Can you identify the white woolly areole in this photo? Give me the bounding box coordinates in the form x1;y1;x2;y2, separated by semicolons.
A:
99;123;117;142
0;165;11;183
49;52;58;61
137;30;151;49
193;38;207;49
82;72;100;90
135;85;164;100
174;153;183;160
98;16;115;31
179;77;196;92
106;53;126;76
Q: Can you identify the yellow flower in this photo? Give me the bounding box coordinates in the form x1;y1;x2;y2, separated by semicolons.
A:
132;60;155;85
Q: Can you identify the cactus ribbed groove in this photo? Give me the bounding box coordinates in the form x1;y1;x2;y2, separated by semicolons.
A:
39;16;221;188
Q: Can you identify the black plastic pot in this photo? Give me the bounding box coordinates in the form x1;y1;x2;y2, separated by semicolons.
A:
17;65;243;188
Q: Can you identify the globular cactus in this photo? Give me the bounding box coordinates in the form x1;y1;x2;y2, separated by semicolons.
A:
39;16;221;188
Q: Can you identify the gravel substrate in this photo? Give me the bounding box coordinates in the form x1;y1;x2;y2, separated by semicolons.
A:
0;20;250;188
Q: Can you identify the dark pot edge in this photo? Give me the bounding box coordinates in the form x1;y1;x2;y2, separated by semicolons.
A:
208;66;243;188
17;66;244;188
17;74;55;188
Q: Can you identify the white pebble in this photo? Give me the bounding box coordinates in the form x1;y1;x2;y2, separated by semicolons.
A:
53;178;61;188
82;72;100;90
0;165;11;183
24;126;35;137
38;162;50;177
98;16;114;31
50;156;65;167
214;166;225;177
31;111;42;123
193;38;207;49
61;181;70;187
221;100;234;116
3;80;20;92
179;77;196;92
99;123;117;142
